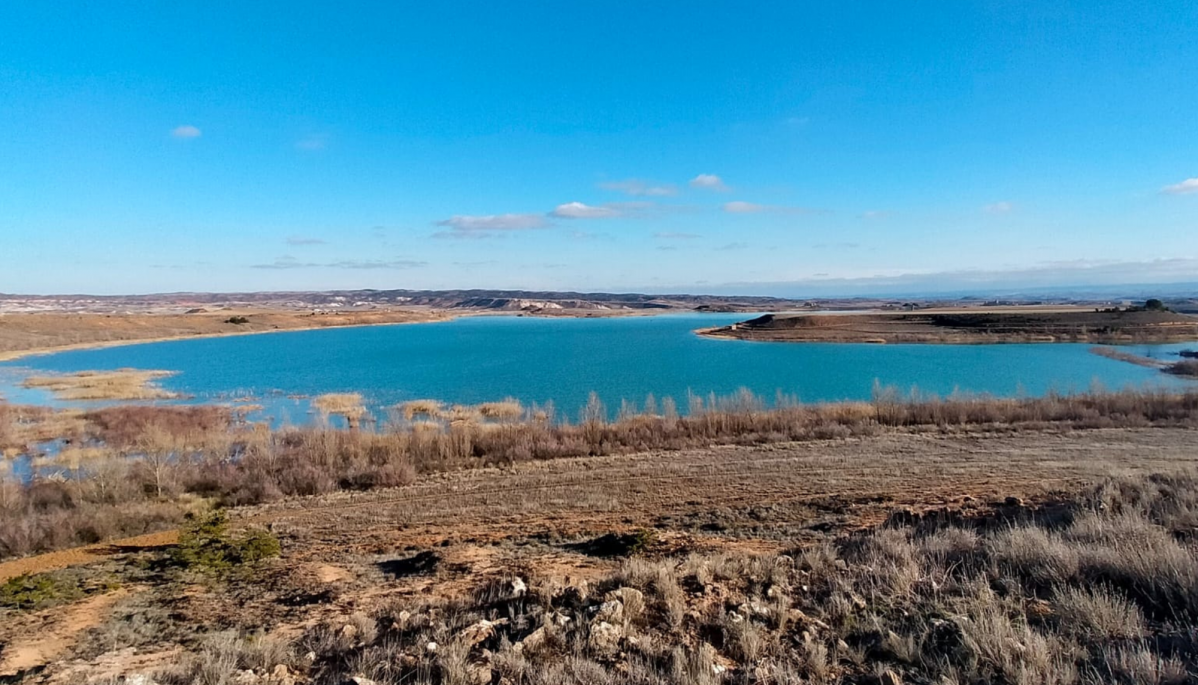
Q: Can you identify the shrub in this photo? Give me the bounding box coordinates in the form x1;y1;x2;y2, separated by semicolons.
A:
171;510;280;575
0;572;83;610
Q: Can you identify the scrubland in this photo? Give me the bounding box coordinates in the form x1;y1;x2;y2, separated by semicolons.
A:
3;389;1198;682
3;388;1198;560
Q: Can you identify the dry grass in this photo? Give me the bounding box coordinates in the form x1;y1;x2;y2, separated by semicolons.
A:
311;393;368;427
64;473;1196;685
22;370;179;401
3;388;1198;560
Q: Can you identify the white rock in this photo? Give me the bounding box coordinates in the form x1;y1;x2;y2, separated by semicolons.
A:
588;621;622;654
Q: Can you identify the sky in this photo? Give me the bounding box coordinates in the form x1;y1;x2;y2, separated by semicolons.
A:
2;1;1197;297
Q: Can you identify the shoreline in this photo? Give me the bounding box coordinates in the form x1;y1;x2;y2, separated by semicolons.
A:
694;326;1198;345
0;314;455;364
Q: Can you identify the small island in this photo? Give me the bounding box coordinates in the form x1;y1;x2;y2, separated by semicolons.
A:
700;305;1198;345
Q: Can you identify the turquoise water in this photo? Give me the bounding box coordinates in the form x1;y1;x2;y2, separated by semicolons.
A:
1;313;1193;423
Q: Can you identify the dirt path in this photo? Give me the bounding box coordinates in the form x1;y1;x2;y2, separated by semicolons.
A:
0;588;127;676
0;531;177;583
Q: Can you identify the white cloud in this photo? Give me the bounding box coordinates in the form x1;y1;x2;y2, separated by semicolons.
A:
1162;178;1198;195
171;125;202;138
723;201;764;213
598;179;677;196
434;214;548;235
983;201;1013;214
550;202;621;219
689;174;729;191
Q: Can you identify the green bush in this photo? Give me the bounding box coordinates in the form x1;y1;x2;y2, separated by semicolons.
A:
224;316;251;325
172;510;280;575
0;572;82;610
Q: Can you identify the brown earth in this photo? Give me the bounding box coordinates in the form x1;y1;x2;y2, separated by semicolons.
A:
0;309;448;362
702;309;1198;344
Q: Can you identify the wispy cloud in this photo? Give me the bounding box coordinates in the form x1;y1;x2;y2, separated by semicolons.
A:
690;174;729;191
433;213;548;238
550;202;621;219
1162;178;1198;195
171;125;201;139
296;134;328;151
813;242;861;249
712;258;1198;298
860;210;893;220
722;201;816;215
716;242;748;251
655;231;701;240
723;201;764;213
983;201;1013;214
251;256;425;270
286;236;327;246
598;179;677;197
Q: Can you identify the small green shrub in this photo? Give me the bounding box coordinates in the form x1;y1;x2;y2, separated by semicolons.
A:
172;510;280;575
224;316;251;325
0;572;82;610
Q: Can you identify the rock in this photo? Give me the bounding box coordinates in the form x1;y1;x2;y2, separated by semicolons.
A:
712;663;727;675
547;611;572;627
459;618;507;646
426;641;439;653
1004;496;1024;507
232;670;260;685
516;626;547;653
726;611;745;625
304;651;317;663
594;599;624;624
604;587;645;618
267;665;295;685
588;621;623;654
397;610;412;624
124;676;160;685
340;624;359;642
1027;598;1054;619
788;609;831;632
510;578;528;597
350;677;379;685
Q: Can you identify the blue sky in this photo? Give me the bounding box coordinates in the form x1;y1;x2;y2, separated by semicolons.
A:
2;1;1197;296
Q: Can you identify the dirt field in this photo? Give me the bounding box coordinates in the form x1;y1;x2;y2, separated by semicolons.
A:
0;309;447;361
4;426;1197;681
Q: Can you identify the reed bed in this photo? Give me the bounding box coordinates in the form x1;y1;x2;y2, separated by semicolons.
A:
21;369;179;401
3;387;1198;559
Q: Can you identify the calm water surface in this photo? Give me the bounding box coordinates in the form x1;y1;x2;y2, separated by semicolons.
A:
1;313;1193;423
